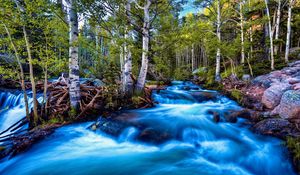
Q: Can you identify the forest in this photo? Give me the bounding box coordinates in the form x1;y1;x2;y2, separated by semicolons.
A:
0;0;300;174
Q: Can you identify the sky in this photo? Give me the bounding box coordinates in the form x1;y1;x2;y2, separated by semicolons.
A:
179;0;198;18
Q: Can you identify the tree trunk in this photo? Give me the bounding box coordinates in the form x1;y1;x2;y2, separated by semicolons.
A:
43;35;49;116
264;0;275;70
215;0;221;82
240;2;245;64
123;0;134;96
3;24;30;120
136;0;151;93
274;0;281;55
248;0;253;60
285;0;293;63
68;0;80;110
23;26;38;125
120;45;124;91
191;44;195;71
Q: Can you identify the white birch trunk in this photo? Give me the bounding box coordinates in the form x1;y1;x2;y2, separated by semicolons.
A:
123;0;134;95
240;1;245;64
68;0;80;109
274;0;281;55
285;0;293;63
215;0;221;82
264;0;275;70
136;0;151;92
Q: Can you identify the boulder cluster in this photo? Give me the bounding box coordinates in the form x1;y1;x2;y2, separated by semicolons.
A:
252;60;300;119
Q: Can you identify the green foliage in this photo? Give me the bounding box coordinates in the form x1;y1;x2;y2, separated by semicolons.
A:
174;65;192;80
102;62;121;109
286;137;300;161
230;89;243;103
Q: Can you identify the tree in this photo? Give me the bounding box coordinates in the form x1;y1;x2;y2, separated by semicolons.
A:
264;0;275;70
124;0;134;95
274;0;281;55
285;0;295;63
2;23;30;120
134;0;152;92
67;0;81;110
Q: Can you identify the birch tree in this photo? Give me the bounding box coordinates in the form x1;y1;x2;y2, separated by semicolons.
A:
67;0;81;110
135;0;152;92
284;0;295;63
239;0;245;64
215;0;221;82
274;0;281;55
124;0;134;95
264;0;275;70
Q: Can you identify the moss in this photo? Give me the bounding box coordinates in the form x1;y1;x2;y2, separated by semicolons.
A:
68;107;78;119
131;95;141;106
230;89;243;103
146;81;165;86
286;137;300;171
47;118;61;124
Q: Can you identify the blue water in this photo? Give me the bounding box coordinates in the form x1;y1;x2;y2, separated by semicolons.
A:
0;82;295;175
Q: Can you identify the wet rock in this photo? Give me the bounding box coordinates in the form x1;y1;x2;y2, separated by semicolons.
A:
91;114;174;145
92;117;130;137
191;91;219;102
253;118;290;138
213;112;220;123
224;112;237;123
278;90;300;119
227;109;252;120
137;128;172;144
261;83;291;109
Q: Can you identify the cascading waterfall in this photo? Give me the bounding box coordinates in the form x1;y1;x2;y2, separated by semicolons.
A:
0;81;296;175
0;91;43;135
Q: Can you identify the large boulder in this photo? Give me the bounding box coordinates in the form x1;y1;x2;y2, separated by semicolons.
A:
261;83;291;109
278;90;300;118
288;60;300;67
253;118;290;138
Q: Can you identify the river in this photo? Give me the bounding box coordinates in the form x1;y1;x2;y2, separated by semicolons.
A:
0;81;296;175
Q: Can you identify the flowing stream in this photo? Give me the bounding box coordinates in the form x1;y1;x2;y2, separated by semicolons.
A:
0;82;296;175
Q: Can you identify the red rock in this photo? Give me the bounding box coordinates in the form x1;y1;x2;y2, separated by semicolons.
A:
278;90;300;118
261;83;291;109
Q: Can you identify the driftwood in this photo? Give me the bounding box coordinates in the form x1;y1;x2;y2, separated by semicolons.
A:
44;79;112;121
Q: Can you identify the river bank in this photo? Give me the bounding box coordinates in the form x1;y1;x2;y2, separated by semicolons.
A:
200;60;300;171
